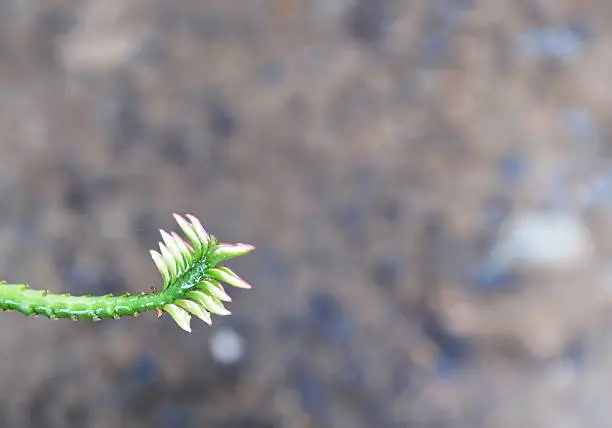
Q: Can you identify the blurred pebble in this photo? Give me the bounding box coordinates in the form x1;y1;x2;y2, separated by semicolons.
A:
257;59;287;87
64;265;125;296
340;356;366;390
470;261;518;293
132;211;159;250
60;26;143;73
437;0;473;23
109;84;145;157
52;237;75;276
519;26;587;62
420;30;450;67
289;359;331;427
63;178;90;214
92;260;127;295
308;292;353;346
276;314;304;340
481;195;512;233
308;292;342;324
209;327;247;367
581;174;612;206
390;363;410;396
560;341;587;374
421;310;470;363
346;0;390;44
490;211;593;270
156;404;190;428
333;202;368;246
129;354;157;389
499;152;527;185
208;104;238;139
261;249;294;283
159;126;190;167
371;259;398;290
131;32;166;67
380;199;401;222
18;203;41;241
221;415;277;428
65;404;89;427
33;7;75;66
435;353;464;378
564;107;596;141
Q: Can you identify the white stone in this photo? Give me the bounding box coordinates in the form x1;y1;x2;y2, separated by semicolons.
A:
209;327;245;366
491;211;593;270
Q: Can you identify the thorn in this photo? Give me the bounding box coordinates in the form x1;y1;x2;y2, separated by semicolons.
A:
71;315;78;321
92;316;101;322
155;308;164;318
41;290;49;296
113;315;121;320
133;312;140;318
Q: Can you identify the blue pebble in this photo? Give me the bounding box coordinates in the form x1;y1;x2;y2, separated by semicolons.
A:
499;152;527;185
261;250;294;283
290;360;331;427
308;292;354;346
209;105;238;138
156;405;190;428
257;60;287;87
421;31;450;67
435;353;465;378
334;203;367;246
422;311;470;362
471;262;518;293
130;354;157;388
564;107;595;141
520;27;586;62
585;175;612;206
340;356;366;390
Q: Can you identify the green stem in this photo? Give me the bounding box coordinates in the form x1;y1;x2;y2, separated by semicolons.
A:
0;283;170;320
0;213;254;331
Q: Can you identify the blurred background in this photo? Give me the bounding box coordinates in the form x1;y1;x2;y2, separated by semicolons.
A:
0;0;610;427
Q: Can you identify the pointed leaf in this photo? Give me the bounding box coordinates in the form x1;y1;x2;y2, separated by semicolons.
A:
201;279;232;302
173;213;202;253
176;299;212;324
164;304;192;332
160;229;185;271
207;267;252;289
188;290;231;316
172;232;193;261
210;243;255;263
186;214;210;247
159;244;177;280
150;250;170;287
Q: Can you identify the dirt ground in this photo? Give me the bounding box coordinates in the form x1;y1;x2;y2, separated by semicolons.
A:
0;0;612;427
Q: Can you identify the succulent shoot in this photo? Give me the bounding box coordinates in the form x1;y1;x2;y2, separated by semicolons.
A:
0;213;254;332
